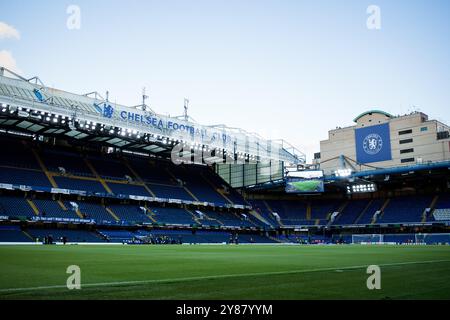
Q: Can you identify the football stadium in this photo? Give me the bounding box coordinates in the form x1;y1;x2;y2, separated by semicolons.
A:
1;1;450;306
0;66;449;300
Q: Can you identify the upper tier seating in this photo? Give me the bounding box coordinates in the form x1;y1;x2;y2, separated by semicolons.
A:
147;183;194;201
310;199;342;220
65;201;116;224
108;204;153;224
107;182;152;197
355;199;384;224
87;156;135;180
55;177;107;193
130;159;175;184
266;200;307;224
0;138;247;206
39;149;93;177
377;196;432;223
435;194;450;209
199;210;253;228
0;137;40;169
0;167;52;187
0;194;36;218
169;165;229;204
33;198;79;219
247;199;280;227
150;206;197;225
333;200;370;225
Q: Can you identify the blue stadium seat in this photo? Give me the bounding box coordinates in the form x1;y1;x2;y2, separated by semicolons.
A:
0;167;52;187
55;177;107;193
333;200;370;225
26;228;105;242
108;204;153;224
108;183;152;197
0;194;36;218
378;196;432;223
0;225;32;242
33;198;79;219
150;206;197;225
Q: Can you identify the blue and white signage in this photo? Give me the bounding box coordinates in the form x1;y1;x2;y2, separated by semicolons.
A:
355;123;392;163
93;102;233;145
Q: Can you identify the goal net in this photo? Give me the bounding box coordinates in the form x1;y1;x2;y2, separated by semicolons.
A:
352;234;384;244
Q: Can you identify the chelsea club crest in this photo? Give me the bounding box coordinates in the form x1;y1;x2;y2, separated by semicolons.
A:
363;133;383;155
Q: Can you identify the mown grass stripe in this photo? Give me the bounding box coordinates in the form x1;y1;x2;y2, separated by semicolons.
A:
1;259;449;294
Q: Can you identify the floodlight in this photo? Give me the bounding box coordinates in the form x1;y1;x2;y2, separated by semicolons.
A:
336;168;352;177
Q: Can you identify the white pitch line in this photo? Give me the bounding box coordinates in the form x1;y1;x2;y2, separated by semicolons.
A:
1;259;449;294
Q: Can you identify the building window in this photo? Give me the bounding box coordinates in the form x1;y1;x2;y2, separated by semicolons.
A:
437;131;449;140
399;129;413;135
401;158;415;163
400;148;414;154
421;127;428;132
399;138;413;144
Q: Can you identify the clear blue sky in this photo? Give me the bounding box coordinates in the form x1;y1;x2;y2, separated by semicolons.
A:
1;0;449;160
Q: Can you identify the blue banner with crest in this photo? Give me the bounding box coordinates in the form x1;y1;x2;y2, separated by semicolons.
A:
355;123;392;164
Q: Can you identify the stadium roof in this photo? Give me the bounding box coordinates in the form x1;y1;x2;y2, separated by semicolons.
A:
353;110;393;123
0;67;305;165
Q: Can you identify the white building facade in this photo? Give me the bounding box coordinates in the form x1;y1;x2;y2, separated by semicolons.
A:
318;110;450;175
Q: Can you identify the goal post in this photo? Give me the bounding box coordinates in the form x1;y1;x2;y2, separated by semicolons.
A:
351;234;383;244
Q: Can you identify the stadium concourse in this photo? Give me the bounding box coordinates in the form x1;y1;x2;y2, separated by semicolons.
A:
0;69;450;245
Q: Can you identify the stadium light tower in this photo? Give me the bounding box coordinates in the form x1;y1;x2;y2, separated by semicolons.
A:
184;98;189;121
142;87;149;111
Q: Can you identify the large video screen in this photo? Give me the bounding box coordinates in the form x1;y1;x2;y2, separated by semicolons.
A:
285;177;324;193
286;170;323;179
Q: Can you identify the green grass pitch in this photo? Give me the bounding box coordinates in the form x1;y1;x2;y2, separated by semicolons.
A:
290;180;321;192
1;244;450;300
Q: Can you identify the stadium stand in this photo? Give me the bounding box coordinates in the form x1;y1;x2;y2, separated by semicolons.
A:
0;194;36;218
377;196;432;224
107;182;152;197
432;194;450;221
332;199;370;225
150;206;197;225
107;203;153;224
32;198;79;219
265;200;308;225
0;225;32;242
354;199;384;224
1;69;449;249
247;200;281;227
148;184;194;201
0;167;52;188
1;135;450;244
55;176;107;193
66;201;116;223
38;148;94;177
26;228;105;243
